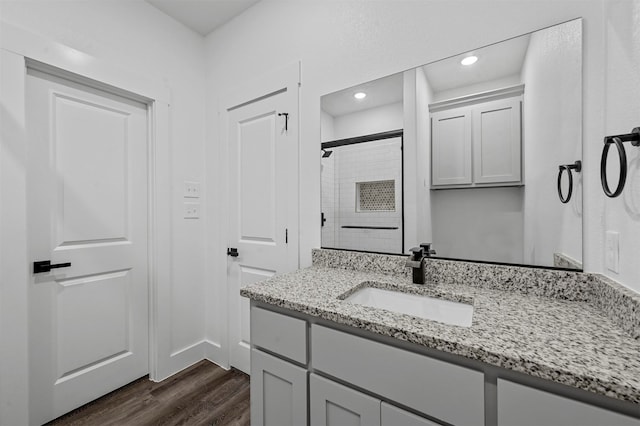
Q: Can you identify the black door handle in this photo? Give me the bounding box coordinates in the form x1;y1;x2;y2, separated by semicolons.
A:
33;260;71;274
227;248;239;257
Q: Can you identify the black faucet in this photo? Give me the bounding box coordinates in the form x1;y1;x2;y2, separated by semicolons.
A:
405;243;436;285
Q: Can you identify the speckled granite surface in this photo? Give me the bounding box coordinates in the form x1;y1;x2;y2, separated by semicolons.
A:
243;249;640;404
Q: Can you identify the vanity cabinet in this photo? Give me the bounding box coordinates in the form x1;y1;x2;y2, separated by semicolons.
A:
310;374;439;426
431;92;522;188
311;324;484;426
497;379;640;426
381;403;441;426
249;303;640;426
250;307;309;426
250;349;307;426
310;373;380;426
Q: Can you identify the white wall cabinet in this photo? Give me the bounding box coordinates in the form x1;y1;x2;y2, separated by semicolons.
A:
431;92;522;188
472;98;521;184
431;107;473;186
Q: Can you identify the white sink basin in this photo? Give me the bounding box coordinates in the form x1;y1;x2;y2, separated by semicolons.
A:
344;287;473;327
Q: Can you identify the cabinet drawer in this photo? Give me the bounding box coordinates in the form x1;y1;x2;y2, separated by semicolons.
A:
251;306;307;364
497;379;640;426
311;325;484;426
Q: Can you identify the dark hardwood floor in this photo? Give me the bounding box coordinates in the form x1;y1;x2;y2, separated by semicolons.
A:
47;360;250;426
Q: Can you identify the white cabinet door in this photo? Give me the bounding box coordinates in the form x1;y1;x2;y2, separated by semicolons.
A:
310;374;381;426
381;403;441;426
431;107;472;186
472;98;522;184
251;349;307;426
497;379;640;426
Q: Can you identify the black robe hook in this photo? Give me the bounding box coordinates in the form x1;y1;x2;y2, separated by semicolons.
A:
278;112;289;132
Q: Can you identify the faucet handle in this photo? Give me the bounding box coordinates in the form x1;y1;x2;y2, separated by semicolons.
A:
410;246;424;261
420;243;436;256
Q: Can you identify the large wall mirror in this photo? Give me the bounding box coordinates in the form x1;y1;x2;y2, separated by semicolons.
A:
321;18;583;270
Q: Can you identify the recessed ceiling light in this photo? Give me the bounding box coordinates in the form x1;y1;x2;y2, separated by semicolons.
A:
461;55;478;66
354;92;367;100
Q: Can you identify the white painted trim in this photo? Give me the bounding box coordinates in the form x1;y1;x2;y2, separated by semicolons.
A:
153;340;230;382
210;61;301;371
149;101;174;381
428;84;525;112
0;49;30;426
0;23;172;423
221;61;301;110
0;20;170;104
204;340;228;368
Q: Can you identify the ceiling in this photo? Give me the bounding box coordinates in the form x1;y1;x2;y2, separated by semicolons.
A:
146;0;260;36
423;34;531;93
321;73;404;117
321;32;531;118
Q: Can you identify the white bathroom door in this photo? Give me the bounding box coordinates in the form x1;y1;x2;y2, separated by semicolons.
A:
226;85;299;374
26;67;149;424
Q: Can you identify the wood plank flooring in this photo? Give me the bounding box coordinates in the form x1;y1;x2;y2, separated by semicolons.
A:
46;360;250;426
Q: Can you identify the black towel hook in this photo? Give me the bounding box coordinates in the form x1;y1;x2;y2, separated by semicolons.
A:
557;160;582;204
278;112;289;132
600;127;640;198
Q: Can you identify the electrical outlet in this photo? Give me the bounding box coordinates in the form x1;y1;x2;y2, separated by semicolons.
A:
605;230;619;273
183;202;200;219
183;181;200;198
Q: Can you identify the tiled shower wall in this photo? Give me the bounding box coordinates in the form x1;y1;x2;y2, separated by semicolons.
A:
334;138;403;253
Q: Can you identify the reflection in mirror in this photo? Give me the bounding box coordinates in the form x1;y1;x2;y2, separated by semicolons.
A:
321;19;583;270
321;131;404;253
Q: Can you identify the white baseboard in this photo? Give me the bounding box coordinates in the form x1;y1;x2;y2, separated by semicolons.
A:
204;340;230;370
154;339;231;382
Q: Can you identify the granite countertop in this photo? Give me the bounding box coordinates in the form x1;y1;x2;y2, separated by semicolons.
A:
241;253;640;405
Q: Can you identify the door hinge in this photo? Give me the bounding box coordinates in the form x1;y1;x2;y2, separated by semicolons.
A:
285;228;288;244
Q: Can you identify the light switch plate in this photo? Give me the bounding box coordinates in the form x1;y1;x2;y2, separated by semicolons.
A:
183;181;201;198
183;202;200;219
605;230;619;273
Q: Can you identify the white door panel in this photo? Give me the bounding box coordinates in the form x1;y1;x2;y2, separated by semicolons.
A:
27;68;149;424
227;85;298;374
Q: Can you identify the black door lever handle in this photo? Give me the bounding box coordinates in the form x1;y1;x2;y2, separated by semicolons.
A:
33;260;71;274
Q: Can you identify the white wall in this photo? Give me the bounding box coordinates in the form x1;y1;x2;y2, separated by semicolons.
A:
521;19;583;267
431;187;525;263
321;109;336;142
332;102;403;140
203;1;623;360
412;67;435;246
0;4;208;422
603;0;640;289
320;110;336;246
